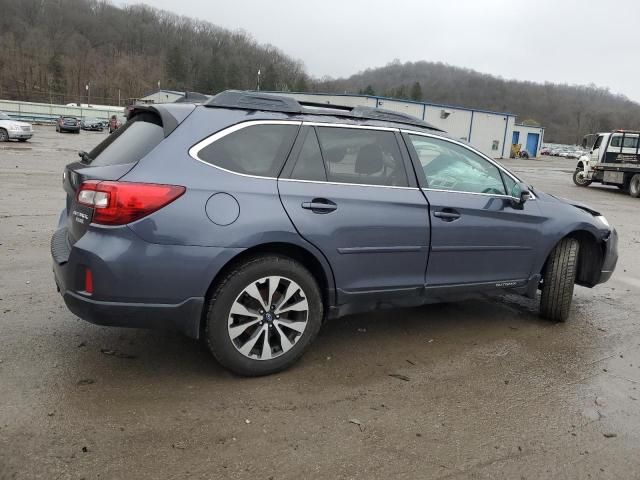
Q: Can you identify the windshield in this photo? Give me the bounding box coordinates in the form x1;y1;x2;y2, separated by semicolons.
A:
0;112;10;120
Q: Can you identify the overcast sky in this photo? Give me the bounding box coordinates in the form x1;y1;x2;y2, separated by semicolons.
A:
116;0;640;102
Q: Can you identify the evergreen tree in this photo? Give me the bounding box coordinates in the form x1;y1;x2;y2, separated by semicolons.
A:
410;81;422;101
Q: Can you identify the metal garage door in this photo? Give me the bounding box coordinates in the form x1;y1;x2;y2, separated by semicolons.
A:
526;133;539;156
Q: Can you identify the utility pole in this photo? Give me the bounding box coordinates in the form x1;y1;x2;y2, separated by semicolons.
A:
256;69;261;91
86;82;90;107
118;89;121;107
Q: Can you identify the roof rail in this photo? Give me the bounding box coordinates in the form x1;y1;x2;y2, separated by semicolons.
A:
205;90;443;131
206;90;302;113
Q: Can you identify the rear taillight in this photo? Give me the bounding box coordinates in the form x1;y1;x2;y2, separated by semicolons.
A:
77;181;186;226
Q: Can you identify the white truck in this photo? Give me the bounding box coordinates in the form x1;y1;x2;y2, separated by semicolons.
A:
573;130;640;196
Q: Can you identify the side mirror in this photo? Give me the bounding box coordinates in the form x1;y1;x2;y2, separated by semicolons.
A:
510;182;530;205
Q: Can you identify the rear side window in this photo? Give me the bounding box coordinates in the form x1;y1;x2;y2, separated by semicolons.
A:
291;129;327;181
198;124;299;177
87;112;164;166
315;127;408;187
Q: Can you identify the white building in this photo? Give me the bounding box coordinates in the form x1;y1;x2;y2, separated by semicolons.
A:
276;92;522;159
511;123;545;157
137;89;185;104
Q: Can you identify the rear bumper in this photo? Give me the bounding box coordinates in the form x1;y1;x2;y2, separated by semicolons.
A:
60;126;80;131
51;224;242;338
58;287;204;338
598;228;618;284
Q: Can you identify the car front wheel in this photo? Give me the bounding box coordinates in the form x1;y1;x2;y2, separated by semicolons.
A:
205;255;323;376
539;238;579;322
0;128;8;142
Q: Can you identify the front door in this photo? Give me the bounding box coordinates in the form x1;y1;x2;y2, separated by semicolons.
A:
278;125;430;300
526;133;539;157
403;132;545;289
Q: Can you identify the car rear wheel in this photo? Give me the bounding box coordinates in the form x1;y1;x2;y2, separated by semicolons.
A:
629;174;640;198
205;255;323;376
539;238;579;322
572;169;591;187
0;128;8;142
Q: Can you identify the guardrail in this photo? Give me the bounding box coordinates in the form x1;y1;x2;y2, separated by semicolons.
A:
0;99;125;124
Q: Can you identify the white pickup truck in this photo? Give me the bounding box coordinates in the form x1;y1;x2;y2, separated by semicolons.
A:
573;130;640;197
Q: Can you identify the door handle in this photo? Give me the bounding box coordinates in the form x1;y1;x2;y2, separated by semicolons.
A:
301;198;337;213
433;209;460;221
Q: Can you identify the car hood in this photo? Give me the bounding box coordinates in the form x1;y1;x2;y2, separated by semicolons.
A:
534;189;601;216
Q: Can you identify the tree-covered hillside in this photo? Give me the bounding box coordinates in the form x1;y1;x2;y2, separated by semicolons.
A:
1;1;639;143
0;0;308;105
314;60;640;143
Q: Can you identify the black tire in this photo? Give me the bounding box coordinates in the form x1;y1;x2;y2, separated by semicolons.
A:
540;238;579;322
629;174;640;198
205;255;323;376
0;128;8;142
572;169;592;187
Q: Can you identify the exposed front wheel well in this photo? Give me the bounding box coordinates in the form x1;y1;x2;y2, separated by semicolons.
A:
200;243;333;338
543;231;603;288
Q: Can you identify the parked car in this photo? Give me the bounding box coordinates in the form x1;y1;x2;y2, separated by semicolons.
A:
540;147;551;155
0;112;33;142
51;90;618;376
56;116;81;133
81;118;104;131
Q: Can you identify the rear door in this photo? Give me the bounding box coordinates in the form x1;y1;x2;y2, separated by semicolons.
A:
278;124;430;300
62;112;165;244
403;132;545;290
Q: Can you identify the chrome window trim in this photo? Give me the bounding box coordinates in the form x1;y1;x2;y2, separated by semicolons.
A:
420;187;513;199
188;120;302;180
278;177;419;191
401;129;536;200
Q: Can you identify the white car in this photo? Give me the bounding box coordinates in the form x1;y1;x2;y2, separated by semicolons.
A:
0;112;33;142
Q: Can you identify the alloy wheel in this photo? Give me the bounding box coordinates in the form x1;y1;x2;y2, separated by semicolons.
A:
227;276;309;360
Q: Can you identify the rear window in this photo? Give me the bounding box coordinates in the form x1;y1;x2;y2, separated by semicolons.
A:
87;112;164;166
610;135;638;149
197;123;299;177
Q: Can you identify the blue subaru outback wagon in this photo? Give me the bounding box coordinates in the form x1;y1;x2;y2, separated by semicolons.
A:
51;91;618;375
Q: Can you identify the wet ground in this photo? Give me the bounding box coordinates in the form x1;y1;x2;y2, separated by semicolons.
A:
1;127;639;479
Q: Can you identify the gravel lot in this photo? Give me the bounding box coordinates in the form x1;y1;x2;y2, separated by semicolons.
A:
1;127;639;479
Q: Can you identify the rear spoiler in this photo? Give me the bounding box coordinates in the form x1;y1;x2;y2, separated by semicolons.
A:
126;104;196;137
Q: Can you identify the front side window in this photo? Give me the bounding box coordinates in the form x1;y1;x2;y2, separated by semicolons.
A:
315;127;408;187
593;136;603;150
198;124;299;177
409;134;507;195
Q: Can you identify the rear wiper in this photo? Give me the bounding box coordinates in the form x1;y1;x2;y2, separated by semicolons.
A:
78;150;92;163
